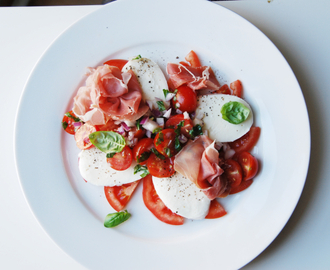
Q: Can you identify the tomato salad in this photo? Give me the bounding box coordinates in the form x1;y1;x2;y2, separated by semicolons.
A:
62;51;260;227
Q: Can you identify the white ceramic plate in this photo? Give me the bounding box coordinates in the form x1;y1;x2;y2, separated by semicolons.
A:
14;0;310;269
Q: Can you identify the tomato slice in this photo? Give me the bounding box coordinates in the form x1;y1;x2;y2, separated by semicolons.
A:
104;180;140;212
133;138;154;165
154;129;177;158
62;110;80;135
230;80;243;98
205;200;227;219
215;84;231;95
237;152;258;181
107;146;133;171
142;175;184;225
74;123;98;150
165;114;193;138
229;179;253;194
103;59;128;70
229;126;261;154
172;85;197;113
185;50;202;67
147;153;175;178
224;159;243;188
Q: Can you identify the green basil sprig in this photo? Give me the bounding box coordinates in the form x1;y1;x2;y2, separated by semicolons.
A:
221;101;250;124
134;164;150;178
89;131;126;154
104;210;131;228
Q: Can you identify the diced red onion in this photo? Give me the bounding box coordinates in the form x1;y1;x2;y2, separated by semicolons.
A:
140;116;149;125
163;108;172;118
225;149;235;159
121;122;130;131
117;125;126;135
73;122;82;128
146;130;152;138
176;109;183;114
178;134;188;144
156;118;164;126
142;119;159;132
183;111;190;120
151;109;162;118
222;143;229;152
190;111;196;119
123;119;136;127
165;92;175;101
215;142;223;151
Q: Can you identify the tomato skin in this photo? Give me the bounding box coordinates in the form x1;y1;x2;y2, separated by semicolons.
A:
229;126;261;154
230;80;243;98
62;110;79;135
107;146;133;171
74;123;98;150
133;127;146;140
103;59;128;70
104;180;140;212
147;153;175;178
205;200;227;219
154;129;177;158
237;152;258;181
229;179;253;194
142;175;184;225
172;85;197;114
133;138;154;165
215;84;231;95
185;50;202;67
224;159;243;188
165;114;193;138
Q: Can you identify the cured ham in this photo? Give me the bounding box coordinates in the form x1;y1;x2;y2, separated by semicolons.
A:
166;63;221;91
174;135;227;200
73;65;148;126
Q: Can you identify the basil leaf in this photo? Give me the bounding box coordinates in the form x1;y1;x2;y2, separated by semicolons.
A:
163;89;170;98
62;121;68;130
153;127;163;134
175;120;184;135
156;101;166;112
65;112;80;122
89;131;126;154
174;137;182;151
151;148;165;160
106;152;115;158
132;55;142;60
155;132;164;146
134;164;150;178
104;210;131;228
136;152;151;163
221;101;250;124
164;147;172;158
188;124;203;139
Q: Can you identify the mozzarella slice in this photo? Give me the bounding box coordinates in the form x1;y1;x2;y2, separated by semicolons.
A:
122;57;168;101
78;147;142;186
153;173;210;220
196;94;253;142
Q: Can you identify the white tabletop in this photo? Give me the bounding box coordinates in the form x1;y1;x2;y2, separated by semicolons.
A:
1;0;329;269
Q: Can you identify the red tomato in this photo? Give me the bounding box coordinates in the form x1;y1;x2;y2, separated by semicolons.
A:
230;80;243;98
107;146;133;171
62;110;80;135
142;175;184;225
215;84;231;95
96;119;119;131
165;114;193;138
224;159;243;188
229;126;261;154
133;138;154;165
185;50;202;67
154;129;177;158
147;153;175;178
133;127;146;140
237;152;258;181
205;200;227;219
229;179;253;194
74;123;98;150
103;59;128;70
104;180;140;212
172;85;197;113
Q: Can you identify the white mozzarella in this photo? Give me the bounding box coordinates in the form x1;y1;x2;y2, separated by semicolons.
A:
122;57;168;101
153;173;210;220
78;147;141;186
196;94;253;143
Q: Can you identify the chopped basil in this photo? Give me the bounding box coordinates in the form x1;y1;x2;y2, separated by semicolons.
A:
164;147;172;158
62;121;68;130
136;152;151;163
175;120;184;136
153;127;163;134
189;124;203;138
155;132;164;146
151;148;165;160
134;164;150;178
106;152;116;158
104;210;131;228
221;101;250;124
132;55;142;60
65;112;80;122
174;137;182;151
89;131;126;154
156;101;166;112
163;89;170;98
136;117;143;130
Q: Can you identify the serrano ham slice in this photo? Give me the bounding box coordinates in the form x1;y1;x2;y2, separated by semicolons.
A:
174;135;227;200
166;63;220;91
